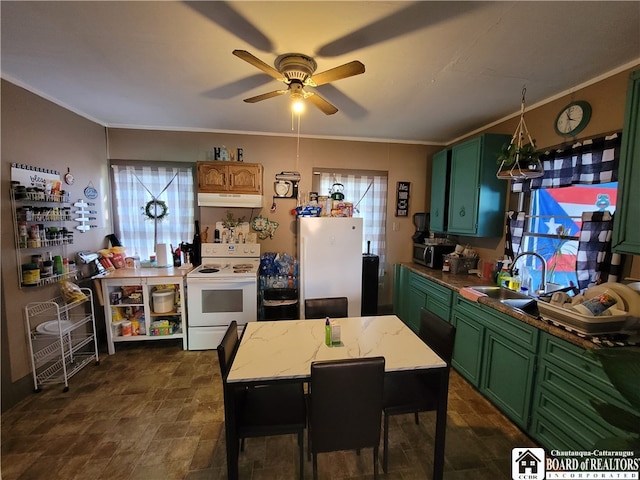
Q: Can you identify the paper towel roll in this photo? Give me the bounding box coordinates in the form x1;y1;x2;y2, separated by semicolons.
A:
155;243;171;267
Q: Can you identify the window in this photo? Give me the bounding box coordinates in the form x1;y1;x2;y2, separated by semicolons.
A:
110;161;195;260
518;182;617;291
313;168;387;272
510;132;621;291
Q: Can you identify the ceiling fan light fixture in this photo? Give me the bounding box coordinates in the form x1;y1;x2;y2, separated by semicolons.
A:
234;49;364;115
292;99;305;113
275;53;317;83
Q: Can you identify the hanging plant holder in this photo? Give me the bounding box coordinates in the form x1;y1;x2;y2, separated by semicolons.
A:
497;87;544;180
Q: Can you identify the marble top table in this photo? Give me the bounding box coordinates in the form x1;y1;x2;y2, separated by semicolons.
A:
227;315;446;384
224;315;449;480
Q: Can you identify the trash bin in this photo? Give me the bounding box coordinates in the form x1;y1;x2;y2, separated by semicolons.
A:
262;288;299;320
362;242;379;315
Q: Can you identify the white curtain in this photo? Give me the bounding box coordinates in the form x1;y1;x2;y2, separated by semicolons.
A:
111;164;194;260
319;172;387;273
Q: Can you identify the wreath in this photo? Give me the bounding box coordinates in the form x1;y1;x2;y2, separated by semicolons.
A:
142;199;168;221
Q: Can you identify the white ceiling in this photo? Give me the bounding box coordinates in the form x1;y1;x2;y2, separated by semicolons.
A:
2;1;639;144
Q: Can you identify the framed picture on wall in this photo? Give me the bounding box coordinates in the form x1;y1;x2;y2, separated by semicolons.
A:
395;181;410;216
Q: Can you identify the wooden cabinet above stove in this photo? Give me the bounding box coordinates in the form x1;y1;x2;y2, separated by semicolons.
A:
197;162;263;195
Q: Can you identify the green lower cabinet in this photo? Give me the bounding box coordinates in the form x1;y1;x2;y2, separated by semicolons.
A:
530;332;637;451
394;265;454;332
480;329;536;429
393;264;410;321
406;278;427;332
451;294;538;429
451;307;484;386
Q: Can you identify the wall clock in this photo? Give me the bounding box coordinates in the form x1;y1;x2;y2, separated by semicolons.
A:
554;100;592;137
84;184;98;200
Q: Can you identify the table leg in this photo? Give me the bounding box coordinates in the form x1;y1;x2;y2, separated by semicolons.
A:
432;369;448;480
224;384;239;480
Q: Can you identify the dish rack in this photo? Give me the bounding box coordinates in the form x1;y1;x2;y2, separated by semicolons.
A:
25;288;99;392
537;301;636;335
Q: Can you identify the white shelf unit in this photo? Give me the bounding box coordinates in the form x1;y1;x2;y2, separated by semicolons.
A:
25;288;99;392
11;190;78;288
102;276;187;354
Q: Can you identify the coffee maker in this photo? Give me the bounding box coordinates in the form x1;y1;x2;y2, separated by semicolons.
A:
412;212;429;243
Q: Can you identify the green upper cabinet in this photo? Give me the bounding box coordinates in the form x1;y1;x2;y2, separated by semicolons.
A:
612;69;640;254
429;149;450;233
447;133;510;237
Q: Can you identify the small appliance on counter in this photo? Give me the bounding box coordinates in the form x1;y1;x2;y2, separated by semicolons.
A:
413;242;455;269
412;212;429;243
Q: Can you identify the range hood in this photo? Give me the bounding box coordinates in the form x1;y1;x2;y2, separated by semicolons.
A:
197;192;263;208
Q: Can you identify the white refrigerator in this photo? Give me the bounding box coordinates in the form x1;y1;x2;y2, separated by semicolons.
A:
298;217;363;318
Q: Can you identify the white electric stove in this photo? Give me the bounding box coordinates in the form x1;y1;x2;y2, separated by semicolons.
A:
187;243;260;350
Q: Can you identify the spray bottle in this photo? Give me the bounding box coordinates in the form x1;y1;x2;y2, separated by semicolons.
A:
325;317;331;346
496;258;512;288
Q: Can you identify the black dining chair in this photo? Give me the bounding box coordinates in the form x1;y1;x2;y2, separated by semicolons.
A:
217;321;307;480
382;308;456;473
304;297;348;319
308;356;385;480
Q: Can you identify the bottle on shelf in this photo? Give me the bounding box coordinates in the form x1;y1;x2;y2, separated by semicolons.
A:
192;220;202;266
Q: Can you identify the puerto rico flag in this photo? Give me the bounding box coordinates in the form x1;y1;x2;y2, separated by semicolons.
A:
525;183;617;276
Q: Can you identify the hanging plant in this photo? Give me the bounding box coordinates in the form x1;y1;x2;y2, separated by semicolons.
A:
496;140;542;169
142;199;169;221
496;87;544;179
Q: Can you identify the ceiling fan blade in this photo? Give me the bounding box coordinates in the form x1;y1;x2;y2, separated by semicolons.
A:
243;90;288;103
306;61;365;87
305;92;339;115
233;50;285;82
185;2;274;52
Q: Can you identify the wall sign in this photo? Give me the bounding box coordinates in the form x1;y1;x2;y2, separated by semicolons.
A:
11;163;60;189
395;181;410;216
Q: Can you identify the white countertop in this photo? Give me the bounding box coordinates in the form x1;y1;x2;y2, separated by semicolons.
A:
227;315;446;384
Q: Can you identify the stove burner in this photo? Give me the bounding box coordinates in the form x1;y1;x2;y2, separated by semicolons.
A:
233;264;255;270
199;268;220;274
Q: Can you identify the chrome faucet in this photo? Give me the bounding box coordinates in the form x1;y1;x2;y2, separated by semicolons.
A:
511;251;547;294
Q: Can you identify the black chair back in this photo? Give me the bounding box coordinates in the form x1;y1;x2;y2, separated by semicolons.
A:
305;297;348;319
418;309;456;364
310;356;385;453
217;320;239;379
217;320;306;480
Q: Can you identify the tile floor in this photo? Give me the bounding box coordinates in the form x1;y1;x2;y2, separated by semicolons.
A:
1;340;538;479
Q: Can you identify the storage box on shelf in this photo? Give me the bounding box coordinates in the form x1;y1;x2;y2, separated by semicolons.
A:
25;288;99;392
444;254;479;275
11;190;77;288
101;271;187;354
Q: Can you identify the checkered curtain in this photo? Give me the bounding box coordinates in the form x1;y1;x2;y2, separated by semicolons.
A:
505;211;526;259
319;172;387;274
576;211;623;291
511;133;621;193
111;164;195;261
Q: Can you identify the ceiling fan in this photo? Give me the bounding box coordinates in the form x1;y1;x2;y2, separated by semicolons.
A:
232;49;365;115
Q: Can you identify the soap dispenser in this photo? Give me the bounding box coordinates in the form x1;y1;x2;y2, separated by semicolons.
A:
509;268;521;291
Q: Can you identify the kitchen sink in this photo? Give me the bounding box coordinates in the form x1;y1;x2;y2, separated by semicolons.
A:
469;286;532;300
468;286;539;315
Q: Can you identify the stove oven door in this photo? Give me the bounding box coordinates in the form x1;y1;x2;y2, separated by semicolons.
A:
187;276;258;350
187;277;258;327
